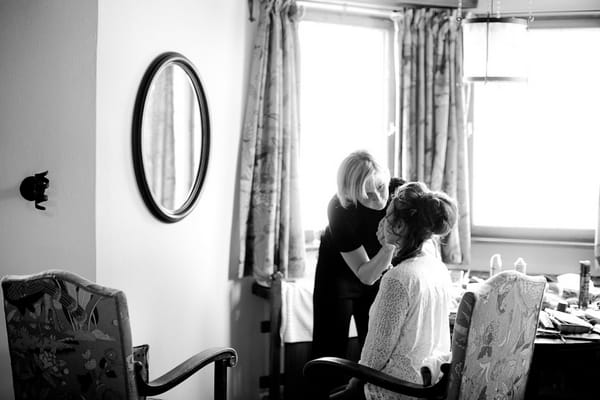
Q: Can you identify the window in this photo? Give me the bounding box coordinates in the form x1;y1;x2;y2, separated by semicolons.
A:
471;22;600;241
298;11;394;235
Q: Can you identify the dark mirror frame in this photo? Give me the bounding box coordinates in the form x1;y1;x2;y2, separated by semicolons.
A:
132;52;210;223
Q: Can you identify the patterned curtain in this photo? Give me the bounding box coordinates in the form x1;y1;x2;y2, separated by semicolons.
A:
393;9;471;265
238;0;305;282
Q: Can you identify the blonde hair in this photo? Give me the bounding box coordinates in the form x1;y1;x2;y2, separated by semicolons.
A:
336;150;390;208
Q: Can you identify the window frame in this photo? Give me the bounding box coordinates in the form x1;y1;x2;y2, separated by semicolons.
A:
298;4;397;170
297;5;397;242
468;15;600;245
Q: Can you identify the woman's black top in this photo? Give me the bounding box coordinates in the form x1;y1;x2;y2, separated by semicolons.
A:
314;177;404;298
314;197;385;298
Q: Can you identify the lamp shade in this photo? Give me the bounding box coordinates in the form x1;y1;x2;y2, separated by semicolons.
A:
462;17;528;82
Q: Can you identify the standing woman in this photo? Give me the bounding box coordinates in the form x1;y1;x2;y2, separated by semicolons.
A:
312;150;403;361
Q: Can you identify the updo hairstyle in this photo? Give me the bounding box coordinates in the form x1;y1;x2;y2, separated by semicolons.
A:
386;182;457;264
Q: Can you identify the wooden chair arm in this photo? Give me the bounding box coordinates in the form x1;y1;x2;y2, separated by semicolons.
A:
135;347;238;397
304;357;449;399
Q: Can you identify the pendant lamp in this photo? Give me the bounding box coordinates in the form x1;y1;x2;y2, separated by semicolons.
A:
460;0;530;83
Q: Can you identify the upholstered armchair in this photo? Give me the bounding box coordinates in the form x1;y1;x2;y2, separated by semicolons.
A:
1;270;237;400
304;270;546;399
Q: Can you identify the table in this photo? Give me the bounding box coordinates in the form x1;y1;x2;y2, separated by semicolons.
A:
526;335;600;399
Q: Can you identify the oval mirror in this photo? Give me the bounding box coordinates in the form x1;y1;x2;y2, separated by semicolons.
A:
132;52;210;222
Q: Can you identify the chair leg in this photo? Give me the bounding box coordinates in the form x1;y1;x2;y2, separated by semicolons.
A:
214;359;228;400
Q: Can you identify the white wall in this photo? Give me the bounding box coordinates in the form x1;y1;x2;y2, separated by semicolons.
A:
95;1;266;399
0;0;267;398
0;0;98;396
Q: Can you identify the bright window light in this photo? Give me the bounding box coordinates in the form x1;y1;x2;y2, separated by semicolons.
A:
298;20;391;232
472;27;600;232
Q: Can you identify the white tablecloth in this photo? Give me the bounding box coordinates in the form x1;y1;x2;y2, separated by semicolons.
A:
281;276;357;343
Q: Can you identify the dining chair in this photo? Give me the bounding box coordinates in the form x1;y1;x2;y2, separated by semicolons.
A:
304;270;546;399
1;269;237;400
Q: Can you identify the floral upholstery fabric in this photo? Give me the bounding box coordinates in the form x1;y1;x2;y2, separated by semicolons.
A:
446;271;546;400
446;291;474;400
2;270;139;400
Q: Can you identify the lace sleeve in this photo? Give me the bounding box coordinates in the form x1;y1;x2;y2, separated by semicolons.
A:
360;276;409;371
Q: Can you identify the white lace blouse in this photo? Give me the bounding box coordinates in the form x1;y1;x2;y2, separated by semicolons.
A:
360;251;452;400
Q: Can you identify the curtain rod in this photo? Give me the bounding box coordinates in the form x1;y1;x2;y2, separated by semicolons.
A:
297;0;396;18
294;2;600;21
299;0;399;12
296;0;474;18
298;0;477;12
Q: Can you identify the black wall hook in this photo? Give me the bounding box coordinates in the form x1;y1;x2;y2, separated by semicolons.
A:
20;171;49;210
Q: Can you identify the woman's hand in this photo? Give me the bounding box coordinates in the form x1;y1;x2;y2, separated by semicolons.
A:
378;218;401;248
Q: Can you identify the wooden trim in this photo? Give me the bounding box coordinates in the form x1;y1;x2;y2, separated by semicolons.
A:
300;0;478;10
251;274;284;400
482;9;600;19
472;226;595;246
379;0;477;7
269;272;283;400
300;6;395;26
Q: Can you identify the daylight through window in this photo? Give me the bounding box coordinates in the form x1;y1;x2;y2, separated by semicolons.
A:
298;18;393;234
471;26;600;236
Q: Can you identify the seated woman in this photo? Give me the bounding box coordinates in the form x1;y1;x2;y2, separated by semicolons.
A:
341;181;458;400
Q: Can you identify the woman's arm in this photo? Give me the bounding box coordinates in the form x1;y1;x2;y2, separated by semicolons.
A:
341;243;396;285
360;276;408;370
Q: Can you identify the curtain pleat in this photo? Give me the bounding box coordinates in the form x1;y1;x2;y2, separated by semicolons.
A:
238;0;305;283
394;9;471;265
